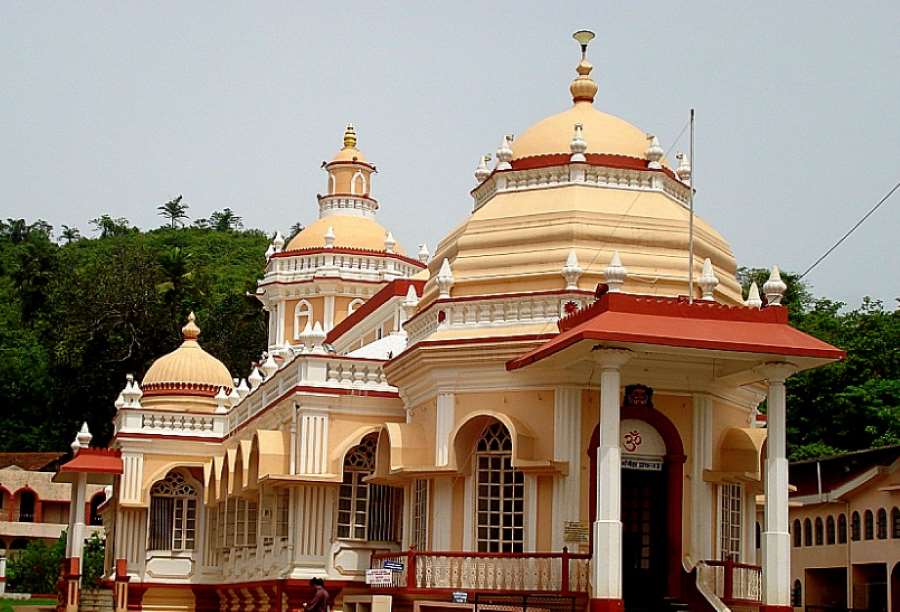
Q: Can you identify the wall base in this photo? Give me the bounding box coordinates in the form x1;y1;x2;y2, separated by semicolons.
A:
759;606;793;612
589;598;624;612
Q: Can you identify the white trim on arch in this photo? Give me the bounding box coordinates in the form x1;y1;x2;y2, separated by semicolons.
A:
348;298;365;315
351;171;367;195
293;300;313;339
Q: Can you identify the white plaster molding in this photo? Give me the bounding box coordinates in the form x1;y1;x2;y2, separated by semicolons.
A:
551;386;582;551
691;393;714;561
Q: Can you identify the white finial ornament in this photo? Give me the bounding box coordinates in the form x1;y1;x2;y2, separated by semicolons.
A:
402;284;419;320
261;352;278;378
436;258;454;299
561;248;583;290
675;152;691;184
417;243;430;263
384;231;396;254
474;155;491;183
604;251;627;293
248;366;263;390
272;231;285;252
324;226;335;248
569;123;587;162
265;243;275;259
74;422;92;452
214;387;229;413
236;378;250;398
114;391;125;410
698;258;719;300
309;322;327;353
745;281;763;309
763;265;787;306
228;383;241;407
496;135;513;171
645;134;664;170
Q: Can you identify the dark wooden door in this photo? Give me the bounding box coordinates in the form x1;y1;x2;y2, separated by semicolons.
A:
621;467;666;610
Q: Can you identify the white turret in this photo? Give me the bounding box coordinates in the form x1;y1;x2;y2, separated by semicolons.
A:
261;352;278;378
324;226;336;249
402;284;419;321
384;231;396;254
675;152;692;184
561;248;583;290
698;258;719;300
474;155;491;183
436;258;454;299
645;134;664;170
569;123;587;162
272;231;285;252
71;422;93;454
214;387;229;413
248;366;263;390
496;135;513;171
236;378;250;398
417;243;430;264
745;281;763;309
604;251;627;293
763;266;787;306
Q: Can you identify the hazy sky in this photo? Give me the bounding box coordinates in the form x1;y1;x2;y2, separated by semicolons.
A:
2;2;898;306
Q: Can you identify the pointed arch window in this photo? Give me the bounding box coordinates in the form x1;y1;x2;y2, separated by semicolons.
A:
475;422;524;553
876;508;887;539
792;519;802;547
838;513;847;544
826;515;835;545
803;518;812;546
293;300;313;339
149;471;197;551
336;433;401;542
851;511;861;541
814;516;823;545
348;298;365;315
351;171;367;195
892;507;900;538
864;509;874;540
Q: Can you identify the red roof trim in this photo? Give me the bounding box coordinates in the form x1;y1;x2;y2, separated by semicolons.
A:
326;278;425;343
271;246;426;269
141;382;227;398
324;159;377;171
506;293;846;370
59;448;123;475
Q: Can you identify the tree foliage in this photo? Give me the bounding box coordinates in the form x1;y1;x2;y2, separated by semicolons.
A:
5;533;65;594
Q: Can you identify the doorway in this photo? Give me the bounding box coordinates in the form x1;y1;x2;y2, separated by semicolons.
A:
621;466;667;610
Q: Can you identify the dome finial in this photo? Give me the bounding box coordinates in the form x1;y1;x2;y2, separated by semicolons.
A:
343;123;357;149
182;311;201;341
570;30;598;105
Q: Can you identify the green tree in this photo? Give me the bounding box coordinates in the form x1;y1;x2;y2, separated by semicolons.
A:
89;215;134;238
6;533;65;593
208;208;242;232
59;225;81;244
157;195;189;228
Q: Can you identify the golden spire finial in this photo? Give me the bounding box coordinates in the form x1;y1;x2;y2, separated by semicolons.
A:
570;30;598;105
343;123;357;149
182;311;201;341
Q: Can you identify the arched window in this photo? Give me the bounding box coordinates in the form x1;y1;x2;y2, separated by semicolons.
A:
17;490;36;522
791;579;802;607
838;513;847;543
475;422;524;552
803;518;813;546
792;519;802;547
814;517;823;545
851;511;861;541
336;433;401;542
351;171;367;195
876;508;887;539
892;507;900;538
149;470;197;551
864;510;874;540
348;298;364;315
293;300;312;339
89;492;106;526
826;515;836;545
328;173;336;194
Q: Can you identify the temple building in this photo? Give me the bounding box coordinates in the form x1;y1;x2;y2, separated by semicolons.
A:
72;32;848;612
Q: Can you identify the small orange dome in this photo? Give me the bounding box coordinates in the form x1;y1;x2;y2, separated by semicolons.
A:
142;313;233;392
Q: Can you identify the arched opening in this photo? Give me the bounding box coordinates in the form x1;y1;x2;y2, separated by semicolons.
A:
793;518;802;547
350;171;367;195
148;470;198;551
348;298;364;315
892;507;900;538
89;491;106;526
474;421;524;553
826;515;836;545
851;511;861;541
864;509;874;540
838;513;848;543
328;172;336;194
293;300;312;339
815;516;824;545
804;518;813;546
588;400;686;604
792;579;803;607
17;489;36;522
336;432;401;543
891;562;900;612
877;508;887;539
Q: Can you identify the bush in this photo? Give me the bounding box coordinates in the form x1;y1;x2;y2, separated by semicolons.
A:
6;534;64;594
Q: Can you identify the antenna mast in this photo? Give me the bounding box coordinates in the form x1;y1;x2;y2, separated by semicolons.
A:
687;108;695;303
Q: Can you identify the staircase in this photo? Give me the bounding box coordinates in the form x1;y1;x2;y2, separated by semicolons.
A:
79;588;114;612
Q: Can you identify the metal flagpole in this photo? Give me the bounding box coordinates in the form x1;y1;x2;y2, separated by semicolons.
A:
687;108;695;303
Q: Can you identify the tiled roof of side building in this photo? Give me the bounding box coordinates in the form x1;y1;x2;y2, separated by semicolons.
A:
0;452;65;471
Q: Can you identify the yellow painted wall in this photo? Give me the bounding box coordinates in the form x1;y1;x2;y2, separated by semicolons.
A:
454;390;555;462
284;297;325;342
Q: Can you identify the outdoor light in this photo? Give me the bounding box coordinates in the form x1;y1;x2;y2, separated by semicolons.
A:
572;29;595;56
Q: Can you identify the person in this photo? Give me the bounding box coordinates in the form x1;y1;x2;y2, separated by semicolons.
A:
302;578;329;612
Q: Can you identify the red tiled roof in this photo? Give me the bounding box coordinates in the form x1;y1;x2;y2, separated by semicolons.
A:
0;452;65;471
58;448;123;475
506;293;845;370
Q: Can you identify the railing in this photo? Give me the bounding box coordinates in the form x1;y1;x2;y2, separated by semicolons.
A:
370;548;591;594
698;559;762;606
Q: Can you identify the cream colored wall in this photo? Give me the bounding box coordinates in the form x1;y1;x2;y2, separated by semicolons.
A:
331;165;373;195
537;475;553;551
454;390;555;461
284;297;326;342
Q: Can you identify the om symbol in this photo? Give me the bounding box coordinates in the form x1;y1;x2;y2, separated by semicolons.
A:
623;430;642;452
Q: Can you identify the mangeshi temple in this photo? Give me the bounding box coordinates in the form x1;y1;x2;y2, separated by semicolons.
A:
56;33;846;612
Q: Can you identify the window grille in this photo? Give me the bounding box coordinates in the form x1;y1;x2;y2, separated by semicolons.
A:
148;471;197;551
336;433;401;542
475;422;524;553
276;490;290;538
412;479;429;551
719;483;742;561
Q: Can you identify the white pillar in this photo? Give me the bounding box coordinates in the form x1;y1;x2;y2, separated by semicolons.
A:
591;348;631;603
324;295;335;331
66;472;88;559
552;386;582;551
432;479;453;550
759;362;796;610
435;392;455;467
691;393;714;562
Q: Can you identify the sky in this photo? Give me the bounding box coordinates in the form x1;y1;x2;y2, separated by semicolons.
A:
2;1;898;307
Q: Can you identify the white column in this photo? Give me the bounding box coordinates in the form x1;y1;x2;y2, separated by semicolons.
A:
759;362;796;609
552;386;582;551
432;479;453;550
591;348;631;602
435;392;455;467
691;393;714;562
324;295;335;331
525;475;538;551
275;303;285;348
66;472;88;559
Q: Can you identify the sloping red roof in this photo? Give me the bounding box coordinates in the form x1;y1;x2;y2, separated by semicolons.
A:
58;448;123;475
506;293;845;370
325;278;425;344
0;452;64;471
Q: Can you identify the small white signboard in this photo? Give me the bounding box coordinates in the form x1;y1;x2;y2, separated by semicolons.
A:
365;568;393;586
563;521;590;544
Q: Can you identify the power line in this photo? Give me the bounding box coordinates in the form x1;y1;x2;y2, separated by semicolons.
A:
798;178;900;279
